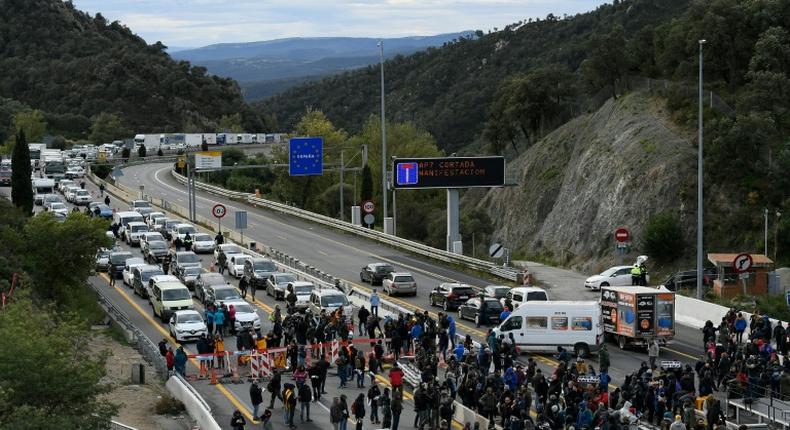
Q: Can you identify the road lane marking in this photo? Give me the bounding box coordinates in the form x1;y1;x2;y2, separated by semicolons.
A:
663;347;699;360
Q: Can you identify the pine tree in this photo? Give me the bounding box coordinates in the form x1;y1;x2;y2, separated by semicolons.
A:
11;130;33;215
361;164;373;201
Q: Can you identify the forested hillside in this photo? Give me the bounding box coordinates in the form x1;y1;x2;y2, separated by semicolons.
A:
0;0;265;143
257;0;689;152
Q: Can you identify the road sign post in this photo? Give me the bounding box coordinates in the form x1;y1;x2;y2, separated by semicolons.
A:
615;228;630;265
235;210;248;246
732;253;753;296
363;213;375;229
213;204;227;233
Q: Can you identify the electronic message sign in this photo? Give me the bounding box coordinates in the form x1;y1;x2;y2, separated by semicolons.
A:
391;156;505;189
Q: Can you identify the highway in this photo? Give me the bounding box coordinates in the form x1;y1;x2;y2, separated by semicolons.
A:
117;163;711;374
3;162;719;429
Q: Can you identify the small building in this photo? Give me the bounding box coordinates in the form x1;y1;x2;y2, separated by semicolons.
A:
708;253;775;299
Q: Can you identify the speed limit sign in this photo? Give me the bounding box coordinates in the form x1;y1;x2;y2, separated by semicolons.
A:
362;200;375;214
212;204;227;219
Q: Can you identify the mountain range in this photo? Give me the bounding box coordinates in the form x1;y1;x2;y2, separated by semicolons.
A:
171;33;473;100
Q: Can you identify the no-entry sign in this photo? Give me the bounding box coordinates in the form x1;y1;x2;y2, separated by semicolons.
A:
615;228;630;242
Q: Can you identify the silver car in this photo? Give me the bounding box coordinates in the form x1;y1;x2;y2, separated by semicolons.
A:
382;272;417;296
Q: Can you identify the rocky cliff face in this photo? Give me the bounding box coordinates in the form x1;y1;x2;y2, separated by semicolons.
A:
478;92;696;273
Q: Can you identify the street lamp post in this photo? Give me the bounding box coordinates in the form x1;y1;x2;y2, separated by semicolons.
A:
696;39;706;300
378;41;388;226
764;208;769;256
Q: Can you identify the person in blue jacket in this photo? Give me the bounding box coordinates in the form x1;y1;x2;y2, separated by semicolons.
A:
447;315;456;348
576;401;593;429
174;345;188;377
503;366;518;392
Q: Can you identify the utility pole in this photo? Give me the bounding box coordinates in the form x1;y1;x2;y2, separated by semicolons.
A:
776;210;782;262
378;41;388;226
339;150;344;221
696;39;706;300
764;208;769;256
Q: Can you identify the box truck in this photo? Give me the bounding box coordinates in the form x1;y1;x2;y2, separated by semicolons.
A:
600;286;675;350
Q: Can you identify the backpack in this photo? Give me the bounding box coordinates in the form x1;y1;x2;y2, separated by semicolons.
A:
351;402;357;414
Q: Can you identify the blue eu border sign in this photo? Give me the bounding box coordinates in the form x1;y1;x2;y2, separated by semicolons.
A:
392;156;506;189
289;137;323;176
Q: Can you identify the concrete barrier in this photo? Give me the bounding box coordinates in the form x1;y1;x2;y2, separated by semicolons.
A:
165;375;221;430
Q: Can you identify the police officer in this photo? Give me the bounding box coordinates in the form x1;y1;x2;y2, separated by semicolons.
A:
631;264;641;286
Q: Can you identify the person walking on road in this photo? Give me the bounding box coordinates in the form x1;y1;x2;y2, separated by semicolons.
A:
165;347;175;376
352;393;366;430
598;343;610;373
330;397;344;430
104;195;110;206
380;387;392;428
215;231;224;245
250;382;264;420
267;370;281;408
649;339;660;369
99;183;105;197
390;390;402;430
109;263;117;286
174;345;187;377
158;339;168;356
370;290;380;317
298;380;313;422
283;383;297;428
218;251;227;275
230;409;246;430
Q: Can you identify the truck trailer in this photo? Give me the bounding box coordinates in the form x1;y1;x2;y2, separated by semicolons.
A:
600;286;675;350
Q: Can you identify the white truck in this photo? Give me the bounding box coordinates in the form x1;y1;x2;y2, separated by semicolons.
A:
134;134;163;152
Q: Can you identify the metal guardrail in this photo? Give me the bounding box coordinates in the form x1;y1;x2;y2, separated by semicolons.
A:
169;168;523;282
91;281;169;378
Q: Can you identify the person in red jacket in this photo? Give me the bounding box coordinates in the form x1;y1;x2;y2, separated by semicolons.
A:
165;347;175;377
389;362;404;393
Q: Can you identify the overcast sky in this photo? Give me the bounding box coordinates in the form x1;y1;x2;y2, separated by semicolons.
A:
71;0;607;48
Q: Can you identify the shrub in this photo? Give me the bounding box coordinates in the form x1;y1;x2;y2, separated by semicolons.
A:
641;213;684;263
154;395;185;415
92;163;112;179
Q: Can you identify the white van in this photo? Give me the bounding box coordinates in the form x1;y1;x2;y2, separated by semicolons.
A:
113;211;144;241
125;221;149;246
500;286;549;310
493;301;602;358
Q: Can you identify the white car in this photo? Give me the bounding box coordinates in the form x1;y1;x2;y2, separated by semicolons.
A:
73;189;92;205
122;257;146;286
382;272;417;296
214;244;242;263
191;233;215;254
146;212;166;227
65;166;85;179
168;310;208;343
288;281;315;310
58;180;74;193
46;202;69;216
139;231;166;249
64;186;80;202
226;300;262;334
226;254;249;278
125;221;149;246
171;223;197;242
583;265;650;290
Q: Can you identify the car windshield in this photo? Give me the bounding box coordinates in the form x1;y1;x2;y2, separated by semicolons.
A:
50;203;65;209
149;241;167;250
97;204;110;211
164;220;179;229
141;269;164;282
222;246;242;254
194;234;212;242
276;274;297;284
76;190;89;196
321;295;349;307
232;303;254;314
178;226;196;234
131;225;148;233
295;285;313;295
110;253;132;264
393;275;414;283
526;291;548;301
178;314;202;323
234;256;249;265
201;274;225;285
215;289;241;300
375;264;395;273
489;287;509;298
184;267;202;276
178;253;199;263
163;289;191;301
485;300;504;311
254;261;277;272
97;250;110;258
452;287;475;295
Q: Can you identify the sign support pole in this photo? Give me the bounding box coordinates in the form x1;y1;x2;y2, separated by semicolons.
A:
446;189;461;253
339;150;344;221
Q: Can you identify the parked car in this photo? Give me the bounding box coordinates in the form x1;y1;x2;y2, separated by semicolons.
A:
169;251;201;275
145;211;165;225
94;248;111;272
204;285;242;308
130;200;153;217
307;289;353;316
139;232;166;249
64;166;85;179
158;218;181;240
132;265;164;298
382;272;417;296
125;221;149;246
151;280;193;322
108;251;133;278
122;257;146;286
287;281;315;311
225;300;261;335
483;285;510;300
266;273;297;300
64;186;80;202
175;265;203;290
214;244;243;263
458;297;505;326
194;272;228;303
359;262;396;285
168;310;208;343
499;287;549;310
227;254;250;278
46;202;69;216
429;282;476;311
191;233;215;254
660;269;717;291
170;223;197;242
142;240;169;263
73;189;92;205
89;203;113;218
583;266;650;290
147;275;180;303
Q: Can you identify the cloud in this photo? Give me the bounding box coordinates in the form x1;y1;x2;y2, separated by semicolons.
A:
71;0;605;47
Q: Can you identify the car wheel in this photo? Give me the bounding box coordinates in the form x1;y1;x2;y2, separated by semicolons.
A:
618;336;627;350
600;282;610;288
574;343;590;358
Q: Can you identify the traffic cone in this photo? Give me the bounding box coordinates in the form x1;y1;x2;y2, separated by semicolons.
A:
209;367;218;385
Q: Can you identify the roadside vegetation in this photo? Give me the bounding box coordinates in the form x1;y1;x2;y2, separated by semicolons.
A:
0;199;116;428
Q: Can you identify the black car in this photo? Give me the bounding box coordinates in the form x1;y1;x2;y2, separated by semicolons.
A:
429;282;476;311
194;272;227;303
661;268;717;291
108;251;133;279
243;258;278;291
360;263;395;285
458;297;504;326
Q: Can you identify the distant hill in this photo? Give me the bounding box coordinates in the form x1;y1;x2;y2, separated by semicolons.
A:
172;34;473;100
0;0;263;140
255;0;690;152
